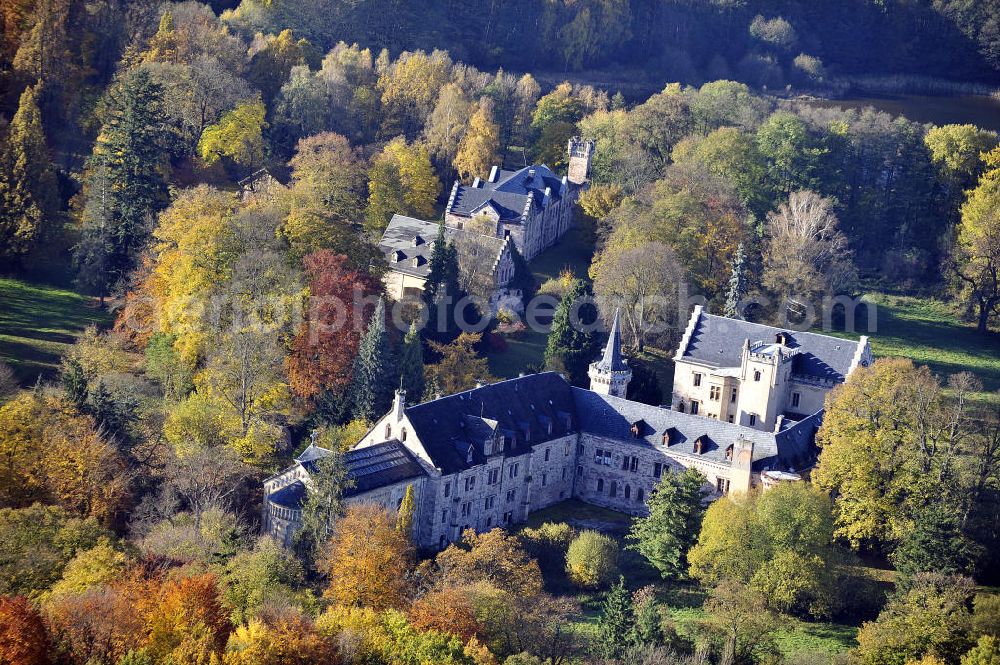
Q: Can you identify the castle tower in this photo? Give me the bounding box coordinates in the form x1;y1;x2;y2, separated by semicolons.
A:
588;309;632;398
567;137;594;185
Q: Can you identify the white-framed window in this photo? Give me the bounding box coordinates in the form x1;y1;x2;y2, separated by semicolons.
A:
693;372;702;387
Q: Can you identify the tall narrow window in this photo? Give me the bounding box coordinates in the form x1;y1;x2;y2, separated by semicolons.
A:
693;373;702;387
792;392;801;408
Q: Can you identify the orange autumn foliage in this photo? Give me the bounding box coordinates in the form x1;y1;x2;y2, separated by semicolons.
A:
140;572;231;664
44;581;148;664
0;595;51;665
408;585;483;641
320;503;413;611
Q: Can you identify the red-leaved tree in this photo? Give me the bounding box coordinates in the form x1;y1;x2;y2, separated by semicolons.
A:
286;251;383;400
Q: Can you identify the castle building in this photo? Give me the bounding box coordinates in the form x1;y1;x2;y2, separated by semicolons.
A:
377;214;517;304
262;308;866;549
443;138;594;261
671;305;872;432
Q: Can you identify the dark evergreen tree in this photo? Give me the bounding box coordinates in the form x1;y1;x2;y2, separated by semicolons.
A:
508;244;536;299
60;358;88;409
422;223;463;344
544;279;602;387
399;321;425;404
75;67;169;296
596;576;637;660
891;503;980;587
350;298;396;421
294;451;353;561
724;241;748;319
627;467;708;580
626;361;663;406
0;84;60;262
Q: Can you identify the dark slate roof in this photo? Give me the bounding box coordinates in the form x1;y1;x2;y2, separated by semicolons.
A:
268;480;307;509
571;388;819;472
594;309;628;372
448;165;566;220
343;439;426;495
403;372;577;474
681;313;859;383
378;214;506;279
273;440;425;508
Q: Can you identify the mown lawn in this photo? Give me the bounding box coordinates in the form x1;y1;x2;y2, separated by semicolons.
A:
487;227;595;379
0;278;111;385
537;499;860;661
824;292;1000;399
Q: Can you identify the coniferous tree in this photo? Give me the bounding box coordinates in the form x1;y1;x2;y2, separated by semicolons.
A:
627;467;708;580
422;223;462;343
544;279;602;386
295;452;353;561
399;321;425;404
724;241;748;319
75;68;169;295
891;503;979;587
596;576;637;660
0;84;59;261
351;298;396;421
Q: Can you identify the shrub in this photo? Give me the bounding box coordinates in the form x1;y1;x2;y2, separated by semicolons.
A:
565;530;619;589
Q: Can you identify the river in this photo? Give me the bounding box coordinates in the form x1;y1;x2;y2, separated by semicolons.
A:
797;93;1000;131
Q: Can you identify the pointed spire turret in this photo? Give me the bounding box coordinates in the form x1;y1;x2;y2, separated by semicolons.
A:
595;308;629;372
588;308;632;398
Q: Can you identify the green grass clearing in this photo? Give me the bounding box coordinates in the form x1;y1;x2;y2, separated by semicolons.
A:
0;277;111;385
487;227;595;379
824;291;1000;400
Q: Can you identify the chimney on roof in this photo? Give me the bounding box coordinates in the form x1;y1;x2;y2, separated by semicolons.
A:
527;168;536;181
472;177;481;187
774;415;785;433
392;389;406;422
488;165;499;182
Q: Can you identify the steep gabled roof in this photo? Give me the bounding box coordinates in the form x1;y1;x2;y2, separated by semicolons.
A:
677;309;862;383
379;214;507;279
447;165;566;220
571;388;818;472
402;372;577;474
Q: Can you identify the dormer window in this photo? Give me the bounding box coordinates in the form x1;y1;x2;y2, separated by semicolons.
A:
391;250;405;263
694;436;708;455
775;332;789;345
630;419;645;438
725;444;734;461
412;256;426;268
412;235;423;246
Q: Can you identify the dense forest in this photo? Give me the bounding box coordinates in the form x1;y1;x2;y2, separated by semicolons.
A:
2;0;1000;664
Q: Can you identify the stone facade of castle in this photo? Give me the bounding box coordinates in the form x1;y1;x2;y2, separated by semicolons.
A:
262;309;869;549
443;138;593;261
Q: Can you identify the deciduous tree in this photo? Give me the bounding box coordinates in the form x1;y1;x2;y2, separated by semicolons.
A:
320;503;413;610
454;100;500;181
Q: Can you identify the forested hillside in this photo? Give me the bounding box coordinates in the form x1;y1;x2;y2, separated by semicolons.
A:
2;1;1000;664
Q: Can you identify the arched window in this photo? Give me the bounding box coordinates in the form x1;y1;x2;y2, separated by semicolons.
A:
385;423;392;439
637;488;645;502
610;481;618;498
624;484;631;500
597;478;604;493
